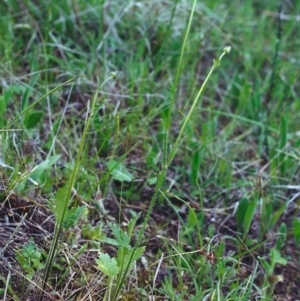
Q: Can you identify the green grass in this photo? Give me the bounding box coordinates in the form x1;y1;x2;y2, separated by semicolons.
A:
1;0;300;300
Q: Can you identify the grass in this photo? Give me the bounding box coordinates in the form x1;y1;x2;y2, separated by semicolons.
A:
1;0;300;300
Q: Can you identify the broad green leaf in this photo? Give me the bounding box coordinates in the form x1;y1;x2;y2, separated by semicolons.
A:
100;235;119;247
270;248;287;268
24;111;43;129
107;221;131;248
117;247;145;272
191;149;200;185
106;159;134;182
29;154;61;183
147;177;157;185
0;88;12;116
127;214;141;239
240;261;258;301
82;224;103;241
21;88;31;111
187;208;197;228
243;199;257;239
53;186;68;222
293;218;300;245
235;198;249;230
62;206;86;230
96;252;119;277
16;251;26;267
133;246;145;261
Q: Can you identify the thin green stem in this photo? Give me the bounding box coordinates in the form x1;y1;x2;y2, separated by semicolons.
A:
168;47;231;166
3;76;84;130
167;0;197;127
39;74;116;300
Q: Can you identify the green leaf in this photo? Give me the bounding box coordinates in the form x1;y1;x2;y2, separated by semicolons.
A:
147;177;157;185
96;252;119;277
29;154;61;183
117;247;129;270
293;218;300;245
0;88;12;117
62;206;85;230
117;247;145;272
107;221;131;249
243;199;257;239
276;222;286;250
53;186;68;223
15;242;44;275
191;149;200;185
187;208;197;228
100;236;120;247
258;256;272;275
24;111;43;129
21;88;31;112
270;248;287;267
16;251;26;267
235;198;249;230
133;246;145;261
279;115;287;176
106;159;134;182
127;214;141;239
240;261;258;301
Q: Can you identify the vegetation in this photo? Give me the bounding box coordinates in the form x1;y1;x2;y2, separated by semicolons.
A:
0;0;299;300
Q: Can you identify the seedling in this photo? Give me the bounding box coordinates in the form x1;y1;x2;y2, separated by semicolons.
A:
96;218;145;301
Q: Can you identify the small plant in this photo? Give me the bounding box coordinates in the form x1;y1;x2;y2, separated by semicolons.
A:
96;217;145;301
38;73;117;301
235;197;257;240
15;242;45;297
16;242;45;279
258;248;287;298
